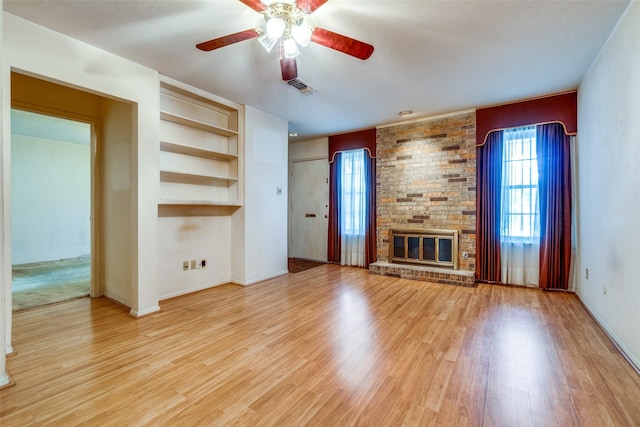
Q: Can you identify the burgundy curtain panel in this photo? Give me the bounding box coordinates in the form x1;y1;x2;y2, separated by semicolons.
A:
327;153;342;264
536;123;572;290
476;130;503;283
363;150;377;268
328;128;377;267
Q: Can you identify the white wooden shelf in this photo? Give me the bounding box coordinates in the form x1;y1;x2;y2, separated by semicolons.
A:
158;199;243;207
160;170;238;186
159;141;237;161
160;111;237;137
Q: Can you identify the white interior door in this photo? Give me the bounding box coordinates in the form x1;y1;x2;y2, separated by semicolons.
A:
291;159;329;262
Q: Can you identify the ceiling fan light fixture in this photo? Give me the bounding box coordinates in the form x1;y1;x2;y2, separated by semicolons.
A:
291;24;312;47
282;37;300;58
196;0;374;83
266;17;286;38
258;32;279;52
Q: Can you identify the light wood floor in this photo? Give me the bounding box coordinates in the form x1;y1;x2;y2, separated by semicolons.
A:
2;265;640;426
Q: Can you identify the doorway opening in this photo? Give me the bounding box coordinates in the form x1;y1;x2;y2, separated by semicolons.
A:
11;109;92;311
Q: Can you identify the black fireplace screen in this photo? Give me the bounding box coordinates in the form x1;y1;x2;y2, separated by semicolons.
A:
390;229;458;269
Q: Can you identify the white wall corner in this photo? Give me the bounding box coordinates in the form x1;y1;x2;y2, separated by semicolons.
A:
0;2;9;384
241;106;289;284
128;305;161;319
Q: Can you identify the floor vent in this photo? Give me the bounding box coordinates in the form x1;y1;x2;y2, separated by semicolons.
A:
286;78;314;94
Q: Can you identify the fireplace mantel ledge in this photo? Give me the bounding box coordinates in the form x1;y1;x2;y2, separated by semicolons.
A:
369;261;475;287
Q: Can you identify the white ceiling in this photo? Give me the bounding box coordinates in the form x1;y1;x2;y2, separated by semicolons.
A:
3;0;630;142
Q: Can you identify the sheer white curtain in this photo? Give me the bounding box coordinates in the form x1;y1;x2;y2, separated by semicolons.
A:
340;149;366;266
500;126;540;286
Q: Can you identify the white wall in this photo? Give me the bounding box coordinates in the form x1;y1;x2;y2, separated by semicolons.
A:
157;213;232;300
231;106;288;285
288;137;328;256
11;133;90;264
2;12;161;350
101;99;136;306
577;1;640;368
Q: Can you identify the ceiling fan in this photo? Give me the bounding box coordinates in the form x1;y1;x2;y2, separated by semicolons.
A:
196;0;374;82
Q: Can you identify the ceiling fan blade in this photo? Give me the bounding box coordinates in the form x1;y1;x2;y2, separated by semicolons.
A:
296;0;329;14
196;29;260;51
311;27;374;60
281;56;298;81
238;0;266;12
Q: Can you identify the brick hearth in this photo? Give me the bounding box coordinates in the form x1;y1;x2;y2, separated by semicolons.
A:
369;261;475;287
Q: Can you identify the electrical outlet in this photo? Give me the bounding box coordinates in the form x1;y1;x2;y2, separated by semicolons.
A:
586;268;589;280
182;261;189;271
190;259;197;270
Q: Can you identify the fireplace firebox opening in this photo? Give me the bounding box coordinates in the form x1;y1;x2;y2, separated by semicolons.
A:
389;228;459;269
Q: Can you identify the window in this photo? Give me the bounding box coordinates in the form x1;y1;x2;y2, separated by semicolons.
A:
340;149;366;236
500;126;539;241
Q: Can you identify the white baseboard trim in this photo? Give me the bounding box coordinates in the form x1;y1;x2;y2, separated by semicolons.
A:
0;372;14;389
158;279;231;301
231;270;289;286
128;305;161;318
576;295;640;376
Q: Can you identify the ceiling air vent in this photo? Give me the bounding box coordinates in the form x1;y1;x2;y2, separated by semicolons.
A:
286;78;314;95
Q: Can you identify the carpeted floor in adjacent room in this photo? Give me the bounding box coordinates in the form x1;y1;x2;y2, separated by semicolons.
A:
12;256;90;311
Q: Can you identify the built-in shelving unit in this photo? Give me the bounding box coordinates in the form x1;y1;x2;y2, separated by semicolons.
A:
158;76;243;206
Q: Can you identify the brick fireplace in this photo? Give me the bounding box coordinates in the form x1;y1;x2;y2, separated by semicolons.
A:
369;111;476;286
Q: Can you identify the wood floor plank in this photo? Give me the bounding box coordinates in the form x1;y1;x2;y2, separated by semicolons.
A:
2;265;640;426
